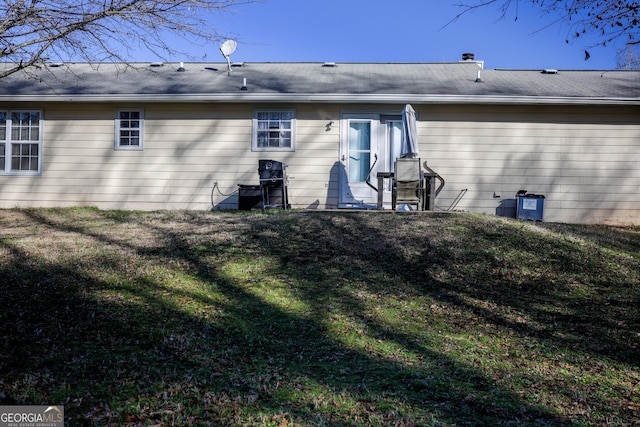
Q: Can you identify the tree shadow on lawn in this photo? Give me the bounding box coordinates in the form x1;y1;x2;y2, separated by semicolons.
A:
250;212;638;366
0;209;637;425
0;211;516;426
244;212;639;421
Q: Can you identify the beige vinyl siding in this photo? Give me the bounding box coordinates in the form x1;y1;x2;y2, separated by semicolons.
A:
286;110;341;209
1;101;638;224
419;105;640;224
0;103;344;211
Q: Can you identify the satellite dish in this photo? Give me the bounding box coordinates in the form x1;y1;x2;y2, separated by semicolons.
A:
219;40;237;75
220;39;237;57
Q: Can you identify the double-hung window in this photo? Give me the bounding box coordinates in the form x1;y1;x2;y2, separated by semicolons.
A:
0;110;43;175
115;109;144;150
252;110;296;151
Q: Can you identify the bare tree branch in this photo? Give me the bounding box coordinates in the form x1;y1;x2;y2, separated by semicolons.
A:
446;0;640;54
441;0;503;30
0;0;257;78
617;44;640;69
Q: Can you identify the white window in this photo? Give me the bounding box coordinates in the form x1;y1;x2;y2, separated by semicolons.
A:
115;109;144;150
252;110;296;151
0;110;43;175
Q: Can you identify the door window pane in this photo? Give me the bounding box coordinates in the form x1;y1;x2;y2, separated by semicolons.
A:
388;121;403;171
348;122;372;182
349;122;371;151
348;152;371;182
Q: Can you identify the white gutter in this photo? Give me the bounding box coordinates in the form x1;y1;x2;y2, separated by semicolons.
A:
2;93;639;105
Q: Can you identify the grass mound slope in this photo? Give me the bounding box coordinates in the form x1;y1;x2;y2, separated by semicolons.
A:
0;208;638;426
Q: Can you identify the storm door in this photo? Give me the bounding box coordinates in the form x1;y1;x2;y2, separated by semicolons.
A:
339;113;404;207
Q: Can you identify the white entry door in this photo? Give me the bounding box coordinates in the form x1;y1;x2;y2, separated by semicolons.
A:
339;113;404;207
339;114;380;207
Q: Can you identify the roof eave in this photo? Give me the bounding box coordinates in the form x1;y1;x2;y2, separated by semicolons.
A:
2;93;639;106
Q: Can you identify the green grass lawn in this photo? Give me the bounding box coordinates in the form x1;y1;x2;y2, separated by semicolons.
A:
0;208;638;426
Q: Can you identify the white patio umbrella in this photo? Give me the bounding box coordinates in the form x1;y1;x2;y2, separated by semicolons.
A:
401;104;419;158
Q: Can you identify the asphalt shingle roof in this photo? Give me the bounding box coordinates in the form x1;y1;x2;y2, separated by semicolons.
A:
1;62;639;104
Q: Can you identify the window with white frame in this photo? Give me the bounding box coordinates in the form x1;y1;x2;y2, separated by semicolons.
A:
0;110;43;175
252;110;296;151
115;109;144;150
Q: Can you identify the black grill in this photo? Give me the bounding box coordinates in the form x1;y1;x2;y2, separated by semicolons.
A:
258;160;285;184
258;159;289;210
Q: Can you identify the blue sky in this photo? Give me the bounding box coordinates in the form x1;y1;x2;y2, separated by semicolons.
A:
174;0;623;70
